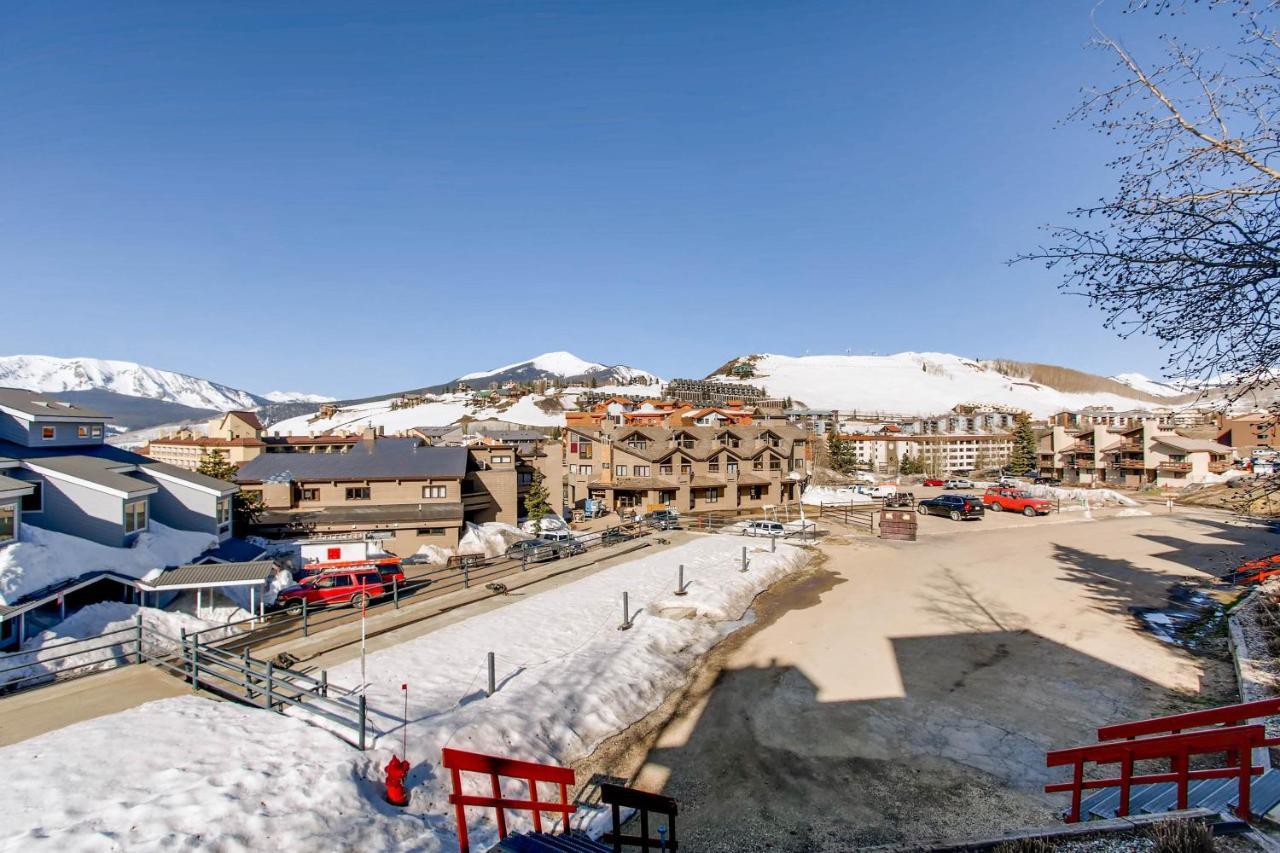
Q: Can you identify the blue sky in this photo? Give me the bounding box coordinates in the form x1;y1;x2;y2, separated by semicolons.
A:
0;2;1240;397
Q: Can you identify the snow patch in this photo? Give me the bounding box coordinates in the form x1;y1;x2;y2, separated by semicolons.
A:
0;522;217;606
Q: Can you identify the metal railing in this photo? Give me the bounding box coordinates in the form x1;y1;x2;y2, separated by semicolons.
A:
171;626;371;749
0;614;145;694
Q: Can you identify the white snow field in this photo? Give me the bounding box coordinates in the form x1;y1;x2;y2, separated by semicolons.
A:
800;485;875;505
738;352;1168;418
0;522;217;607
0;536;811;852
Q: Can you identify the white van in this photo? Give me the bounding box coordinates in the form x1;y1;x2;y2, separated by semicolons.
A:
741;520;785;537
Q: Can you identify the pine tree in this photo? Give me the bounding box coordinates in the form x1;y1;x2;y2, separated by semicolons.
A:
523;468;552;523
825;432;853;474
196;449;262;537
1009;412;1038;475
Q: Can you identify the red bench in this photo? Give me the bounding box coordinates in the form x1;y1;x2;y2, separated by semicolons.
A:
443;747;577;853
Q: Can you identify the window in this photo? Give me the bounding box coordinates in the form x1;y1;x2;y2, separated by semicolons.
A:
708;461;720;473
626;439;648;450
568;464;577;474
216;496;232;527
91;425;103;437
300;487;320;501
0;504;13;542
727;462;738;475
423;485;447;499
124;499;148;534
769;458;781;470
750;486;763;500
659;464;673;476
615;465;628;477
518;472;533;485
753;459;764;470
78;426;90;438
705;488;720;503
417;527;445;536
681;464;692;476
21;482;41;513
491;455;512;464
333;575;353;587
41;426;55;441
634;466;650;477
578;444;593;459
346;487;371;501
580;465;592;476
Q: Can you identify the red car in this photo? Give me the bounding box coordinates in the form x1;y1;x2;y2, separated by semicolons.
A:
276;569;392;614
982;487;1053;517
923;478;944;487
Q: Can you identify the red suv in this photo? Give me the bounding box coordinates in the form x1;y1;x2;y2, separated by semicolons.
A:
276;569;391;614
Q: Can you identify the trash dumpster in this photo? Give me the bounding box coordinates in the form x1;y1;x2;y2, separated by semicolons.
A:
878;508;917;542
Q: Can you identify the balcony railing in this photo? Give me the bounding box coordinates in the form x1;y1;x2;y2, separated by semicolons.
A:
1209;460;1233;474
1117;458;1147;469
1159;461;1192;473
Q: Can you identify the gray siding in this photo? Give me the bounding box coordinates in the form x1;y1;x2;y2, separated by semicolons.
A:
0;414;106;448
134;471;225;541
18;472;133;548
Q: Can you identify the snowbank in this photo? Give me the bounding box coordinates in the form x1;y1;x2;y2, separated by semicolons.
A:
0;602;245;688
1024;484;1140;507
0;522;217;606
0;537;811;850
456;522;530;558
801;485;874;506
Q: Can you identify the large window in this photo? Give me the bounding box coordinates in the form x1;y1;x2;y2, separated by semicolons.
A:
21;482;41;513
634;466;650;477
423;485;447;499
216;496;232;527
615;465;628;477
345;487;371;501
0;504;13;542
124;499;148;534
300;487;320;501
705;488;720;503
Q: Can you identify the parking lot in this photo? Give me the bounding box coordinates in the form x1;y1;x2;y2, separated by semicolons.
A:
612;506;1274;850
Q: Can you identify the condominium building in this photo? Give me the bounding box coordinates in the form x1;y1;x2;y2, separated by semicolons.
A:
142;410;360;470
564;423;811;515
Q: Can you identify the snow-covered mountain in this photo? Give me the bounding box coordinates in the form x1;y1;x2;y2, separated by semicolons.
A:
263;390;337;404
1108;373;1187;398
0;355;262;411
715;353;1183;418
455;351;660;387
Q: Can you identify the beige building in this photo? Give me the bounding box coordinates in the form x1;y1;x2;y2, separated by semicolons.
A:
1056;421;1236;488
142;410;359;470
233;436;523;556
565;423;811;515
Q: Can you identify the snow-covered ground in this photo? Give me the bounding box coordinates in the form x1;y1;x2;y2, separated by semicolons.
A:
0;522;217;606
0;354;261;411
1109;372;1187;398
263;390;335;403
801;485;875;505
1024;483;1140;507
269;383;655;435
0;537;811;851
733;352;1169;418
0;602;246;688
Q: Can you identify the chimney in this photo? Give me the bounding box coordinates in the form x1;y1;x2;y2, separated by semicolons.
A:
362;426;378;441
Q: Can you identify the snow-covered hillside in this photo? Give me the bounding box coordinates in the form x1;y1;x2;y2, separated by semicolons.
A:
263;390;336;404
0;355;260;411
1108;373;1187;398
457;350;659;385
725;353;1170;418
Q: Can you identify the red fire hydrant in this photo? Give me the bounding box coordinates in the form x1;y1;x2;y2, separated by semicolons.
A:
384;755;411;806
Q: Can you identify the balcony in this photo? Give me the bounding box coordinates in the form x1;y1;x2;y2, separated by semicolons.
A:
1069;441;1094;454
1076;458;1096;469
1117;458;1147;470
1159;461;1192;473
1209;460;1234;474
1108;441;1142;454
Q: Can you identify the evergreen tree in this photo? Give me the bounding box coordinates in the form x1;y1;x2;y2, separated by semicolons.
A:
825;432;853;474
523;468;552;523
196;449;262;537
1009;412;1038;475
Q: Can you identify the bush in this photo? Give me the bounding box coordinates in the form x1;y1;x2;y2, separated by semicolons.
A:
1149;819;1215;853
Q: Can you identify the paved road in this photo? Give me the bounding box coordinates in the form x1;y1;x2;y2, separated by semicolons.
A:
612;508;1277;850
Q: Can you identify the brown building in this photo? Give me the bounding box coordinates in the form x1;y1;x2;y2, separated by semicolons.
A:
142;410;359;470
1217;412;1279;456
564;423;811;515
232;435;522;556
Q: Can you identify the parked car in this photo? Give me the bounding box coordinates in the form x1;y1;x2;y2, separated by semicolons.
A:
741;520;786;537
917;494;985;521
943;478;975;490
540;530;587;554
644;509;682;530
922;478;945;487
855;484;899;499
601;526;638;546
982;487;1053;517
883;491;914;508
276;569;390;614
506;536;583;563
1034;477;1062;486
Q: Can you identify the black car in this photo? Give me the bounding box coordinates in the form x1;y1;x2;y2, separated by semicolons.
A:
916;494;985;521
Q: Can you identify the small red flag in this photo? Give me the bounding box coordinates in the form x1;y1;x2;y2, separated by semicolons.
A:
401;683;407;690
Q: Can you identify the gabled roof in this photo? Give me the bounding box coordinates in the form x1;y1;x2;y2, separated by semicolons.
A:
136;461;238;496
224;410;264;431
0;388;110;421
144;561;279;590
1154;436;1235;454
234;438;467;484
23;456;157;497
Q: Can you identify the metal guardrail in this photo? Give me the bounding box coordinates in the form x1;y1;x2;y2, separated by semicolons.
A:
0;614;145;694
172;626;371;749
